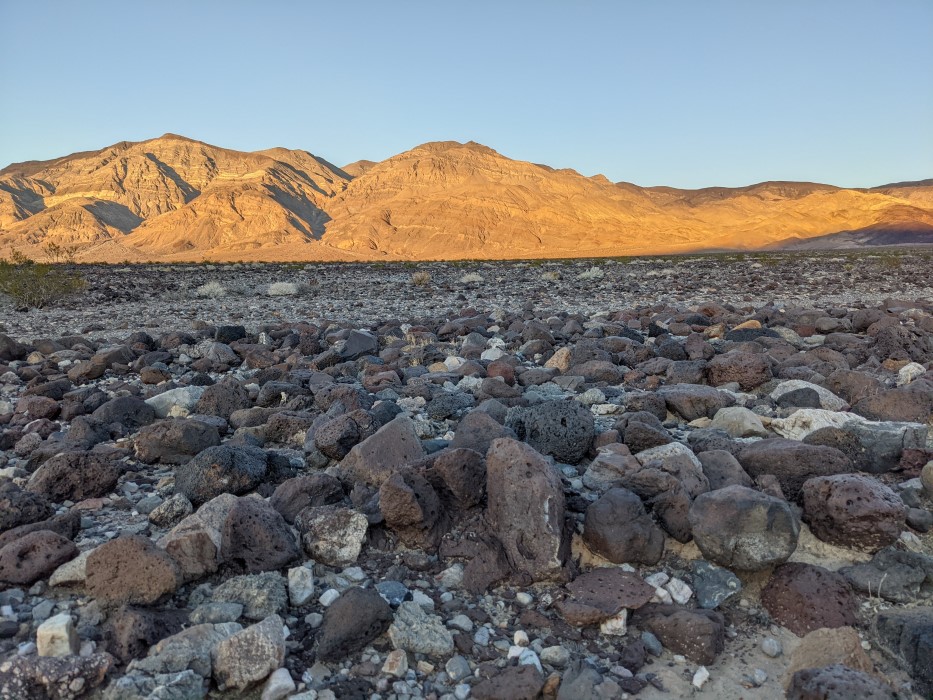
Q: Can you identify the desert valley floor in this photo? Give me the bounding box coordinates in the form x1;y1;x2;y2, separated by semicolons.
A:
0;250;931;700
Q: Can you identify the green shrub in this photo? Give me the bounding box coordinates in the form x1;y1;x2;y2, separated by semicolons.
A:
0;251;87;309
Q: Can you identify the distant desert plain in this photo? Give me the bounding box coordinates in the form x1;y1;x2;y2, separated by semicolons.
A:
1;133;931;262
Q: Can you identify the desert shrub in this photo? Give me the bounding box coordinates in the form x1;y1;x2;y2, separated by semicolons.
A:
267;281;300;296
42;241;79;264
195;281;226;298
410;271;432;286
542;270;562;281
577;266;605;280
459;272;484;284
0;251;86;309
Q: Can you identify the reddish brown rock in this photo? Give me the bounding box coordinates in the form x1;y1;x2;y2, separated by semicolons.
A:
472;665;544;700
736;439;852;502
0;530;78;585
220;496;300;573
26;451;121;503
582;488;664;565
86;535;181;605
761;563;858;636
134;418;221;464
269;474;344;524
802;474;907;552
707;351;772;390
636;605;725;665
486;438;568;582
379;471;447;550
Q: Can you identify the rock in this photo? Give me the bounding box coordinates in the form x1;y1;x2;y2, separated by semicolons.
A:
783;627;875;689
315;587;393;661
388;600;454;656
853;381;933;424
431;447;487;508
220;497;300;573
37;613;79;657
486;438;568;582
148;493;193;528
634;441;709;498
86;535;181;605
555;660;619;700
26;451;121;503
708;406;769;437
135;418;221;464
874;607;933;696
174;444;268;506
922;460;933;496
126;620;240;682
707;351;772;390
339;414;425;486
689;485;799;570
0;333;28;361
697;450;753;490
158;493;237;580
269;474;344;525
558;568;656;625
380;470;446;549
657;384;734;421
450;410;515;455
0;653;113;700
771;380;849;411
49;549;91;587
193;378;252;419
506;400;595;464
761;563;858;636
473;664;544;700
637;605;725;665
262;667;296;700
295;505;368;567
621;420;673;453
287;565;315;607
736;438;852;502
582;445;642;493
582;488;664;565
690;560;743;609
0;481;53;534
103;605;187;664
841;547;933;603
145;386;207;419
212;572;287;620
802;474;907;552
786;665;895;700
91;396;156;431
212;615;286;691
0;530;78;585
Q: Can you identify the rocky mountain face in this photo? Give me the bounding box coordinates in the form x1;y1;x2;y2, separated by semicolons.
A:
1;135;930;261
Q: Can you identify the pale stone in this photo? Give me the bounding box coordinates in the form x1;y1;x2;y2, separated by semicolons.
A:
599;609;628;636
382;649;408;677
692;666;710;689
287;565;315;607
897;362;926;386
49;550;91;587
261;667;296;700
37;613;78;657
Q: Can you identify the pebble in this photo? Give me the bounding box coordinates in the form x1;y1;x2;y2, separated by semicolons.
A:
692;666;710;689
761;636;783;658
318;589;340;607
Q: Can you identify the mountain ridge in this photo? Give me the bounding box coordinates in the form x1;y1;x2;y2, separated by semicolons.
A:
1;135;930;262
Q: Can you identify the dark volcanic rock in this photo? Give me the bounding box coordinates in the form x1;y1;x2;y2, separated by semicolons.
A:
270;474;344;524
174;444;268;505
637;605;725;665
802;474;907;552
220;496;300;573
736;438;852;502
0;530;78;584
506;399;595;464
786;664;896;700
0;481;53;534
874;607;933;696
582;488;664;565
315;587;393;661
26;451;122;503
134;418;221;464
761;563;858;636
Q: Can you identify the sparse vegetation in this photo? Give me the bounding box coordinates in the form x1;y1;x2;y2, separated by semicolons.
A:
410;271;432;286
267;281;301;296
194;281;226;298
576;266;605;280
459;272;484;284
42;241;80;264
0;250;87;309
542;270;562;281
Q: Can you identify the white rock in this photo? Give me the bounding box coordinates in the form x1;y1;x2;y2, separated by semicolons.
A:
49;550;91;587
897;362;926;386
599;609;628;636
37;613;78;657
540;645;571;667
635;442;703;470
261;667;296;700
287;565;315;607
692;666;710;689
480;348;505;361
709;406;769;438
770;380;849;411
664;578;693;605
644;572;670;588
436;563;464;589
145;386;206;418
513;630;529;647
651;588;673;604
761;636;783;657
382;648;408;677
769;408;854;440
318;589;340;607
515;592;534;606
444;356;466;370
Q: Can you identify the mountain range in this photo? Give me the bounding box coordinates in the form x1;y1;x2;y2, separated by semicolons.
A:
1;134;930;262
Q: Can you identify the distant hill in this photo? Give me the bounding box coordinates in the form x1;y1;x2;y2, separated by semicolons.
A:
1;135;930;261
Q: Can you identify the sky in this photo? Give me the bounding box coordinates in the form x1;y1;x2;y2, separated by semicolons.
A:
0;0;931;188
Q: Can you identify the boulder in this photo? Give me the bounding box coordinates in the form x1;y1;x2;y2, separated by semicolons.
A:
211;615;286;691
174;444;268;506
338;414;425;486
761;563;858;636
582;488;664;565
135;418;221;464
295;505;368;566
636;605;725;665
220;497;300;573
86;535;181;605
0;530;78;585
315;587;393;661
26;451;121;503
506;400;595;464
736;439;851;502
874;607;933;696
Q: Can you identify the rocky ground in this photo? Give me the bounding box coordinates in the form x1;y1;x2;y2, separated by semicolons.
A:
0;250;931;700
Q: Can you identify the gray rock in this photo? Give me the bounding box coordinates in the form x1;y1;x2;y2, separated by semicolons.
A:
211;614;285;691
212;572;287;620
174;444;268;506
841;547;933;603
506;400;595;464
874;607;933;696
388;601;454;656
690;560;743;609
315;587;393;661
582;488;664;565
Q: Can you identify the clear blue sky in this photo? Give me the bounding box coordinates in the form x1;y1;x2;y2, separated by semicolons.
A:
1;0;930;188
